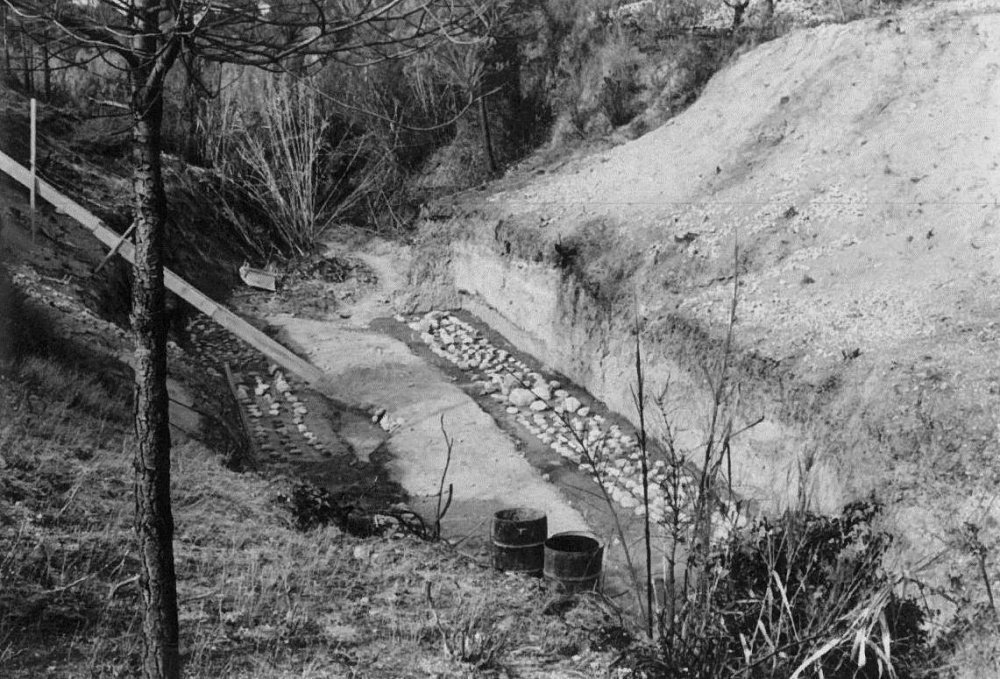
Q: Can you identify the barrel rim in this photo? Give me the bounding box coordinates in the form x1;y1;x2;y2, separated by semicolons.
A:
544;531;603;553
492;539;547;549
493;507;546;523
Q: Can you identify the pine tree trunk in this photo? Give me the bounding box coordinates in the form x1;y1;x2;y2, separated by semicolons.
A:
130;3;180;676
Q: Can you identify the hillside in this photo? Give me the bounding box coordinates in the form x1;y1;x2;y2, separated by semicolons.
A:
411;0;1000;662
4;0;1000;676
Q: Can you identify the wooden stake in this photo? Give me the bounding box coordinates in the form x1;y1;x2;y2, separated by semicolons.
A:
29;97;36;240
93;220;137;274
223;362;259;464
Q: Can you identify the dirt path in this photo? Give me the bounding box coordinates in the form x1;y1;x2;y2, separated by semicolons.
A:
265;239;592;541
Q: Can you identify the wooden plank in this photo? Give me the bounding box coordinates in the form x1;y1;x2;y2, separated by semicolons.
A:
0;148;324;385
223;362;259;465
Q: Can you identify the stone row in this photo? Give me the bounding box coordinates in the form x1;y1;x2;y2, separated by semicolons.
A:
184;317;262;375
184;316;332;463
409;310;742;533
233;364;331;460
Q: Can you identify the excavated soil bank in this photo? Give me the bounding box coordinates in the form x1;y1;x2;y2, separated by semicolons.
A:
408;0;1000;618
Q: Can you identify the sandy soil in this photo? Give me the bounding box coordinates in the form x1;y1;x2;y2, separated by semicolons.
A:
256;239;593;540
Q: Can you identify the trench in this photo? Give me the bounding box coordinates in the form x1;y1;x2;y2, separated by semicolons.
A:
176;242;802;619
186;296;699;612
443;240;844;515
374;310;690;608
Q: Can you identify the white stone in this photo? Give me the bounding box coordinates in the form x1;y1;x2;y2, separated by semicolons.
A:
531;384;552;401
619;494;640;509
508;388;535;407
529;400;549;412
563;396;582;414
501;374;520;394
577;406;591;417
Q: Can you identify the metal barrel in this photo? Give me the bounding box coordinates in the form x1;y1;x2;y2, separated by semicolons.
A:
543;532;604;593
491;508;547;577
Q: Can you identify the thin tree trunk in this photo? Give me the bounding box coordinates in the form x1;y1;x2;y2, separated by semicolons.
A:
2;9;11;78
762;0;775;22
41;37;50;100
478;91;497;174
20;32;32;94
130;2;180;676
181;54;203;165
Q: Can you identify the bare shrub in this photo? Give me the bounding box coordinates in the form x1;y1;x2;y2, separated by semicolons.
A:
204;71;381;256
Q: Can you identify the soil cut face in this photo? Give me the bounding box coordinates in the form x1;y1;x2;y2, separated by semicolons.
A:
406;0;1000;635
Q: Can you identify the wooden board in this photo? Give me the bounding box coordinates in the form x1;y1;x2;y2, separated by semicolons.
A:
0;148;324;385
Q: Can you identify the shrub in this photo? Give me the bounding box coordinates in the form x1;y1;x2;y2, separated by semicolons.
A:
616;500;933;679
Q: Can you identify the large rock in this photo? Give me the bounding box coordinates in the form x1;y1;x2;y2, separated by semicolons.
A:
563;396;582;414
501;373;520;394
508;388;536;408
532;384;552;401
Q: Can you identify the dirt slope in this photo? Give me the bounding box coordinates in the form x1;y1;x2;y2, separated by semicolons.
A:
413;0;1000;620
496;0;999;368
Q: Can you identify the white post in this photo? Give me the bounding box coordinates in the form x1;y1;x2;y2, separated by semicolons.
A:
29;97;36;239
